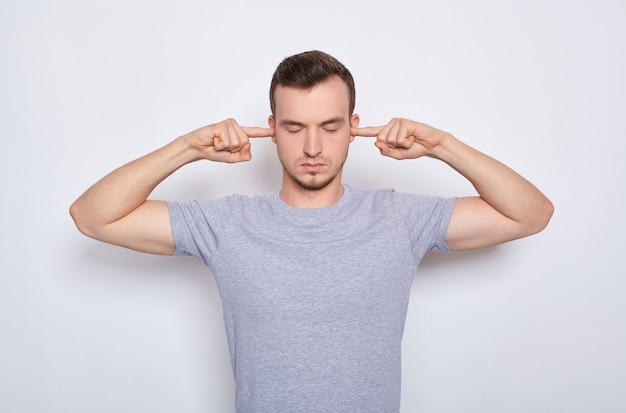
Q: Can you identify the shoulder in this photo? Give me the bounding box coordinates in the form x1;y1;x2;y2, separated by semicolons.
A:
346;185;394;204
167;192;277;220
347;185;452;210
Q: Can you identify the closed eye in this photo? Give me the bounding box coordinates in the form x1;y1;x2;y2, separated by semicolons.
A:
323;128;339;133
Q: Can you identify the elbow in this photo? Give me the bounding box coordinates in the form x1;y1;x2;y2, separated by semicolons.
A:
540;198;555;230
529;198;555;235
69;201;85;233
69;201;95;238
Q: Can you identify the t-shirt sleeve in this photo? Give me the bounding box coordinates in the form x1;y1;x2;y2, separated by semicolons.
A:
166;199;227;264
393;192;456;254
423;196;456;252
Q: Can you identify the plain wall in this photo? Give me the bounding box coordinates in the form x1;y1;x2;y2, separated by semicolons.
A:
2;1;625;412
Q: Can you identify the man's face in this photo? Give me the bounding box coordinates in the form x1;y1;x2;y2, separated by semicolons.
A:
269;76;359;192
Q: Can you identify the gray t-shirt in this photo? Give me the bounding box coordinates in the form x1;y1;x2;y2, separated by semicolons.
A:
167;185;455;412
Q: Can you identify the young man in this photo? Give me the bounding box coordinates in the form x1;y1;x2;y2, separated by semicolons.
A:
70;50;553;412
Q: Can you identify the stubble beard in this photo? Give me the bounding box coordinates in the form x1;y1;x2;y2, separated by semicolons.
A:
287;168;338;191
280;152;348;191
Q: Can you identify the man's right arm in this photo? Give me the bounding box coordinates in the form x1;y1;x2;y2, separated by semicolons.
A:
69;119;273;255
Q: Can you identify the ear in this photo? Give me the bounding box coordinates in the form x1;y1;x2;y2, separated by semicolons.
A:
349;113;360;143
268;115;277;143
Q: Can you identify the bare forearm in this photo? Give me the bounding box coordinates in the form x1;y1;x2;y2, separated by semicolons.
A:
70;135;196;233
70;119;272;253
434;133;554;231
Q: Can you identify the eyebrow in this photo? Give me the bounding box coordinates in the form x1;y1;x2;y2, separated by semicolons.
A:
279;117;345;128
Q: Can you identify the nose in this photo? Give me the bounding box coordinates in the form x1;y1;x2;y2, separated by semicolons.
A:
303;129;322;157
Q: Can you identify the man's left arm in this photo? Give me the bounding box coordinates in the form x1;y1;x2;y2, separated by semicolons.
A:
352;118;554;251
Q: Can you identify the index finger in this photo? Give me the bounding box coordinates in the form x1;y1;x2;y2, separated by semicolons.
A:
242;126;274;138
351;126;384;137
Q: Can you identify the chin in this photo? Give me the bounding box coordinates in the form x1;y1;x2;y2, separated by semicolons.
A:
293;173;337;191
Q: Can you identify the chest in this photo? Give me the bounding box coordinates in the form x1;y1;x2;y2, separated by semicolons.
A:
209;223;417;326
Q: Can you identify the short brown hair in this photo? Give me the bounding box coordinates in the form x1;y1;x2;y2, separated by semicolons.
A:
269;50;356;115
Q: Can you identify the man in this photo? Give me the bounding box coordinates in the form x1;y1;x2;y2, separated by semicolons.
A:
70;50;553;412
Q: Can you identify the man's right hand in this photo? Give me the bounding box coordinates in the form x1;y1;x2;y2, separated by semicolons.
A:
185;118;274;163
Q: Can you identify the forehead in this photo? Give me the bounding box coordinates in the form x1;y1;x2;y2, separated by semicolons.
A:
274;76;351;122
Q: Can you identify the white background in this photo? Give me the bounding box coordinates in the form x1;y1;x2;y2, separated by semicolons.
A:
2;1;625;412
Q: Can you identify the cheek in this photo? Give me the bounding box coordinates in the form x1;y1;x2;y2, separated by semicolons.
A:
329;135;352;152
274;136;298;157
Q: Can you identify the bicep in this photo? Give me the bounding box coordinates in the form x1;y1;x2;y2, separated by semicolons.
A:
92;200;176;255
444;196;528;251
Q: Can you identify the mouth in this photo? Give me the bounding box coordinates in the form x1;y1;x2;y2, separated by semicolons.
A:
300;162;325;173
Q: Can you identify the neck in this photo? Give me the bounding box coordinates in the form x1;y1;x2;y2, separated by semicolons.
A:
279;178;345;209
